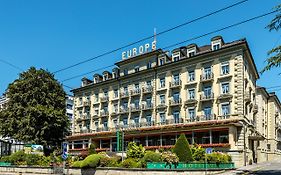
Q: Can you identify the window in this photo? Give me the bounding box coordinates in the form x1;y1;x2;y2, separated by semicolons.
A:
221;62;229;75
124;69;128;75
135;84;140;91
160;95;165;104
134;116;139;125
95;121;99;129
94;93;99;102
113;119;118;128
113;104;118;112
160;78;165;88
134;99;139;109
188;51;195;57
173;55;180;61
103;120;108;130
204;107;212;120
173;74;180;83
67;104;73;109
188;108;196;121
123;117;128;126
159;58;164;66
79;97;82;105
146;97;152;107
188;71;195;82
221;103;230;116
146;80;151;87
204;86;212;98
135;66;139;72
104;91;108;97
204;67;212;78
160;113;166;124
104;74;108;81
146;115;152;126
123;102;128;109
212;43;220;51
104;106;108;113
124;86;128;95
221;82;229;94
173;92;180;102
114;89;118;98
188;89;195;99
173;111;180;123
147;62;152;69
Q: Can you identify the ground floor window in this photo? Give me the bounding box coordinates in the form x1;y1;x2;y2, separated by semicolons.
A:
212;130;229;143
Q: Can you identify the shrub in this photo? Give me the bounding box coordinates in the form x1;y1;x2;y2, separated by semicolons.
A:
191;144;205;162
80;154;104;168
38;156;52;166
107;157;121;167
88;143;96;155
161;151;179;165
99;156;111;167
25;154;41;165
8;150;26;165
143;151;161;163
206;152;232;164
120;158;141;168
126;142;145;159
72;161;83;168
173;133;193;162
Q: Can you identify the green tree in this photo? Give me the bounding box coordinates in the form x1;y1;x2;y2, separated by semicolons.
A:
173;133;193;162
0;67;69;148
88;143;97;155
261;5;281;73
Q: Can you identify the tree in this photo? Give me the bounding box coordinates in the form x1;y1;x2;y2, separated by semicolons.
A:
173;133;193;162
261;5;281;73
88;143;97;155
0;67;69;148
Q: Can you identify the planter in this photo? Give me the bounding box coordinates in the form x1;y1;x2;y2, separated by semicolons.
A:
147;162;235;170
0;162;11;166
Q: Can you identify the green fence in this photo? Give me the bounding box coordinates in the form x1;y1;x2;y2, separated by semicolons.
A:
147;162;235;170
0;162;11;166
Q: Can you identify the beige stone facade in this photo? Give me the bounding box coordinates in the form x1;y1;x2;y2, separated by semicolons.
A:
67;36;281;167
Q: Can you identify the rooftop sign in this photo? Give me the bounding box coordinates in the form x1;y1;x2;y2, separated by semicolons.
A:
122;40;157;60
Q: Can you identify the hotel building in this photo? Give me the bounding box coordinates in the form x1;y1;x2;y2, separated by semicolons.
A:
67;36;281;167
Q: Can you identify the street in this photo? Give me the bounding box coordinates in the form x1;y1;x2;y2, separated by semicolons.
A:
221;159;281;175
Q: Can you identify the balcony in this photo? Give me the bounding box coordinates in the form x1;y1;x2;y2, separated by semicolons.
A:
169;98;182;106
130;88;141;96
142;103;153;110
83;101;91;107
253;104;258;114
244;92;251;102
142;85;153;94
184;99;198;106
157;103;167;109
119;107;129;114
93;112;99;118
82;114;91;120
130;105;141;112
96;126;109;132
169;80;182;88
217;93;233;100
200;73;214;82
111;110;119;116
188;114;216;122
100;96;109;102
200;93;214;102
120;91;129;98
166;118;184;124
100;110;109;117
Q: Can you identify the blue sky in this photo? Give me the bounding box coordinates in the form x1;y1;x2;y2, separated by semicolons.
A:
0;0;281;97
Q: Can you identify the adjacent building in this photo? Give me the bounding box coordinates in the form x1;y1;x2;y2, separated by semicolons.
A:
66;36;281;167
66;95;74;134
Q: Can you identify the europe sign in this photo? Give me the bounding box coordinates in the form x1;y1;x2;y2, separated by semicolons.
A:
122;40;157;60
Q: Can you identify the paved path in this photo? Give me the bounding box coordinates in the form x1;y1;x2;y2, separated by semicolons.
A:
219;159;281;175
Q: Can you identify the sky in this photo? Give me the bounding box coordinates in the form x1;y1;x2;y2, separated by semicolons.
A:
0;0;281;97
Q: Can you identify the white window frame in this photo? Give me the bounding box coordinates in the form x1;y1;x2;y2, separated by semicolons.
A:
187;48;196;57
172;52;180;62
221;102;230;116
160;94;165;104
221;81;230;94
188;107;196;119
221;62;229;75
160;78;165;88
159;58;165;66
211;40;221;51
188;88;196;99
188;70;195;82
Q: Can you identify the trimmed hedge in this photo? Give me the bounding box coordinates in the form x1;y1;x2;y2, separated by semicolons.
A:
173;133;193;162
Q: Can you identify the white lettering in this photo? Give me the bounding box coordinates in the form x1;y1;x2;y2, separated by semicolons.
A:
145;43;150;52
127;50;132;58
152;41;157;51
139;45;144;54
122;52;126;60
132;48;137;56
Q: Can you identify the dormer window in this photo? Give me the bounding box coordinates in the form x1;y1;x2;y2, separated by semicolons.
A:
212;43;220;51
211;36;224;51
159;58;164;66
124;69;128;76
172;52;180;62
135;66;139;73
147;62;152;69
103;74;108;81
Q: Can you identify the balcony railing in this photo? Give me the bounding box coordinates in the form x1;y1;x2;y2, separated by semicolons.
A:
130;88;141;96
100;96;109;102
142;103;153;110
169;80;182;88
169;98;182;106
119;107;129;114
83;101;91;106
184;99;198;105
157;103;166;109
200;73;214;82
120;91;129;98
218;93;233;100
200;93;214;101
130;105;141;112
100;110;109;116
166;118;184;124
142;85;153;94
83;114;91;120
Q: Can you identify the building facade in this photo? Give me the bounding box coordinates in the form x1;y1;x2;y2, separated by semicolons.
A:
67;36;281;167
66;95;74;134
0;94;8;111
